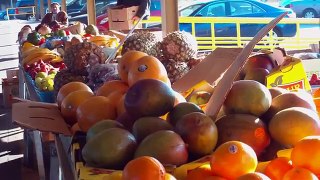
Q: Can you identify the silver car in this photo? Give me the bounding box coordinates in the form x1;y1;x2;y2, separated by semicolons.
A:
280;0;320;18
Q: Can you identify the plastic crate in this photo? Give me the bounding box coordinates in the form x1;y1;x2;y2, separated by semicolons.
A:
24;72;56;103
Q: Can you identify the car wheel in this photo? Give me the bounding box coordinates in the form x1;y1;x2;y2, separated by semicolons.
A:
303;9;317;18
4;15;8;20
27;15;35;21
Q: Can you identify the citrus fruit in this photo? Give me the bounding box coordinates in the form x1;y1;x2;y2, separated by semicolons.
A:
117;50;148;82
282;167;318;180
291;136;320;174
60;90;94;125
95;80;129;97
236;172;271;180
56;81;92;108
127;55;170;87
264;157;293;180
122;156;166;180
76;96;117;132
186;164;214;180
210;141;258;179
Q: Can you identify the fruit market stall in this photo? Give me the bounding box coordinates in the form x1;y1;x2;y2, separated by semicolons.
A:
12;6;320;179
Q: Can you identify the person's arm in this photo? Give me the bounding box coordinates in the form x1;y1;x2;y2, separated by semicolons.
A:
41;13;51;25
135;0;150;18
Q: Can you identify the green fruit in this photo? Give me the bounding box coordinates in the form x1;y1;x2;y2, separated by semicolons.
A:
167;102;204;126
125;79;175;117
86;120;124;141
35;72;48;79
35;77;43;88
132;117;173;142
175;112;218;158
85;24;99;35
82;128;137;169
27;32;42;45
134;130;188;166
56;29;67;37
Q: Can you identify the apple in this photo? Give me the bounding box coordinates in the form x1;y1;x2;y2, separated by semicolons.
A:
35;72;48;79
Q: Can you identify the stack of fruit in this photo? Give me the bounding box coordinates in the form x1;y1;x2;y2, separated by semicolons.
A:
52;48;320;179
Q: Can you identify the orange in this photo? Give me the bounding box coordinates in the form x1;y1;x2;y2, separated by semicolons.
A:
60;90;94;125
56;82;92;108
313;88;320;98
116;93;126;116
282;167;318;180
313;98;320;112
95;80;129;97
186;164;214;180
122;156;166;180
127;55;170;87
76;96;117;132
236;172;271;180
107;91;126;105
291;136;320;174
118;50;148;82
264;157;293;180
210;141;258;179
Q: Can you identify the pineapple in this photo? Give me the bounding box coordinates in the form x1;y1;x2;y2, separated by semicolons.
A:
63;42;106;76
161;31;198;62
121;31;162;58
53;69;87;96
162;59;190;83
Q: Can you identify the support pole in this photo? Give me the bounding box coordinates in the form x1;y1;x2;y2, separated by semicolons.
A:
61;0;66;12
34;0;39;21
161;0;179;37
87;0;96;25
47;0;51;12
40;0;45;19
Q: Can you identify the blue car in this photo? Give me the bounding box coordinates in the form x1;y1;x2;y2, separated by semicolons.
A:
178;0;297;38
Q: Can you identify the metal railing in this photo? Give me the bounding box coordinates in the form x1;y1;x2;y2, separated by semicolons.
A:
143;16;320;50
6;6;35;20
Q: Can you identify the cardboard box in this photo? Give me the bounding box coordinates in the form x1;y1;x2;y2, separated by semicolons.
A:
266;57;311;92
108;6;139;22
2;69;19;108
108;20;142;31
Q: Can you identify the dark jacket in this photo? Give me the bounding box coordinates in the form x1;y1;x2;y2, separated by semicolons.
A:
117;0;150;19
41;11;68;28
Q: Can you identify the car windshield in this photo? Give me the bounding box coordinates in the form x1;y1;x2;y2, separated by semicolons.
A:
179;4;203;16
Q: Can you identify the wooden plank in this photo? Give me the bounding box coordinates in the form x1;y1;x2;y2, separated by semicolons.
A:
87;0;96;25
204;12;288;120
161;0;179;37
61;0;66;12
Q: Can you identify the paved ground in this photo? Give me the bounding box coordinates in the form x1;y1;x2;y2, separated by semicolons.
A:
0;20;39;180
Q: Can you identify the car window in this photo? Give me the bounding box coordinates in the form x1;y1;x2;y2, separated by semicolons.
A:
230;2;264;16
180;4;202;16
196;3;226;17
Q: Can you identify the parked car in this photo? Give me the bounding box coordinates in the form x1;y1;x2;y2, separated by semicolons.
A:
68;1;115;18
177;0;297;38
69;2;116;25
0;10;9;20
279;0;320;18
96;0;161;32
